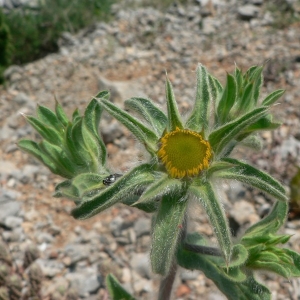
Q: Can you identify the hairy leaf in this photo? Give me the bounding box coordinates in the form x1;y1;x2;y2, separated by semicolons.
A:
125;97;167;136
99;98;158;153
71;164;154;219
165;76;183;131
190;182;232;263
209;107;268;157
186;64;213;134
106;274;135;300
151;193;188;275
214;158;287;202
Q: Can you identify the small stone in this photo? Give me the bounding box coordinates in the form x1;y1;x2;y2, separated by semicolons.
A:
130;253;151;279
258;203;271;217
248;0;263;5
13;92;33;106
0;200;21;224
134;217;151;237
36;232;54;244
180;270;200;281
4;216;23;229
278;136;300;158
238;5;260;20
109;216;125;237
176;283;191;298
66;270;102;297
64;244;89;264
36;258;64;278
132;277;152;295
226;181;246;202
231;200;258;225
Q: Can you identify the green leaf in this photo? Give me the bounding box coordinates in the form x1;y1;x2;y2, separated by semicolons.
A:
122;194;159;213
125;97;167;136
135;174;182;205
81;122;103;173
151;193;188;275
39;140;76;178
207;160;235;177
99;98;158;153
214;158;287;202
283;249;300;277
177;245;271;300
165;76;183;131
243;114;281;133
262;89;285;106
243;234;290;249
25;115;63;146
220;244;248;269
290;167;300;207
209;106;268;157
246;203;288;240
257;251;280;263
251;260;290;278
190;182;232;263
95;90;110;100
70;119;94;171
209;74;223;106
235;67;244;98
71;173;108;197
54;180;80;202
83;99;107;167
84;98;103;135
232;66;263;115
55;100;69;127
72;108;81;123
36;104;64;134
237;81;255;113
18;139;60;176
186;64;212;134
64;122;85;167
71;164;154;219
216;73;237;124
239;135;263;151
247;66;263;106
106;274;136;300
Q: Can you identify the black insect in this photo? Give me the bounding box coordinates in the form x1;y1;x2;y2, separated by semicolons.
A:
103;173;122;186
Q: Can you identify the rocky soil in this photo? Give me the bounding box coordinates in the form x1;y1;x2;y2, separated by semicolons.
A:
1;0;300;299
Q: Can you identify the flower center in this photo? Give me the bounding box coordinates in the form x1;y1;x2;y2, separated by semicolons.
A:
157;127;212;178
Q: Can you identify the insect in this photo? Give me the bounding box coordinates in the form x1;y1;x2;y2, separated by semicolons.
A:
103;173;122;186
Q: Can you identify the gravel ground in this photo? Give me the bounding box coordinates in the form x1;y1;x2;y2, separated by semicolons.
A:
1;0;300;299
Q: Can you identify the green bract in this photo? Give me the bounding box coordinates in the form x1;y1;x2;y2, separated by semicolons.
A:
19;64;300;300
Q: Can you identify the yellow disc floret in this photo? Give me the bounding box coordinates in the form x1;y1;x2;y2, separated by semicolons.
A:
158;127;212;178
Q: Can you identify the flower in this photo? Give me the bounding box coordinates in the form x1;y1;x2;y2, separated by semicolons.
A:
19;64;287;276
158;127;212;178
81;64;286;275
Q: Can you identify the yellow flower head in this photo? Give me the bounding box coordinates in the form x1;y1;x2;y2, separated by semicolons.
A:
158;127;212;178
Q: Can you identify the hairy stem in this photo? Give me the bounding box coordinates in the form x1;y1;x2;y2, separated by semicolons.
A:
183;243;222;256
157;261;178;300
158;215;187;300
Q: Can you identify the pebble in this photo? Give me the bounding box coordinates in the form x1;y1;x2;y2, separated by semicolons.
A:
130;252;151;279
4;215;23;229
0;194;21;223
238;5;260;20
64;244;89;264
35;258;64;278
231;200;259;226
133;217;151;237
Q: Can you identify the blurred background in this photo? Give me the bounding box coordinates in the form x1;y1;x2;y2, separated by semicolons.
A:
0;0;300;299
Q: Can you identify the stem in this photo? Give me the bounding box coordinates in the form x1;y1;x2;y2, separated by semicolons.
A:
157;262;177;300
157;214;187;300
183;243;222;256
